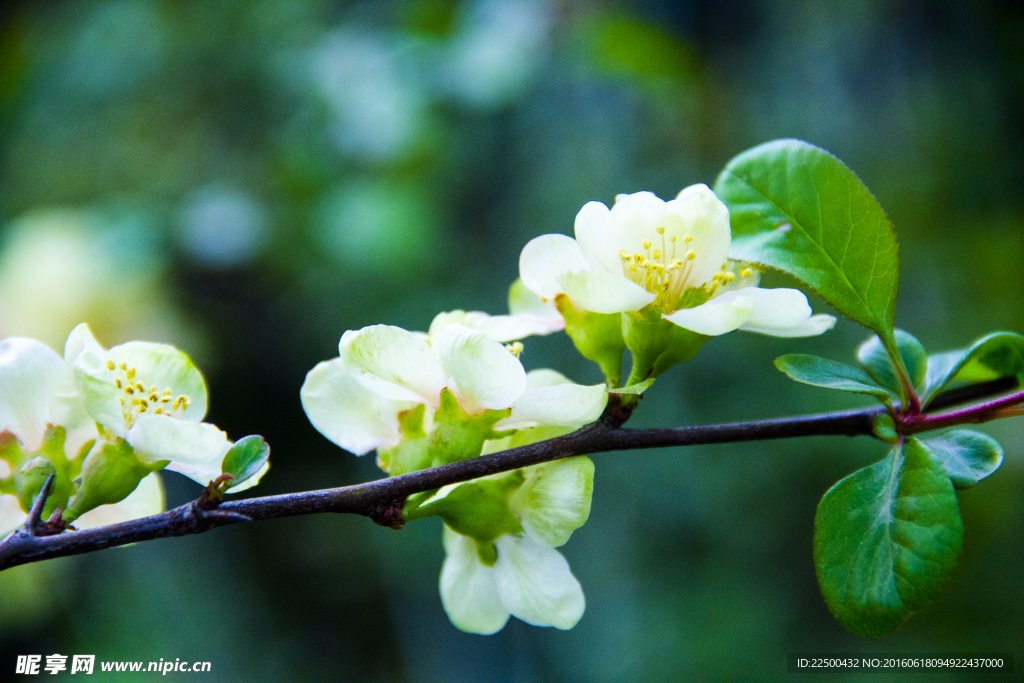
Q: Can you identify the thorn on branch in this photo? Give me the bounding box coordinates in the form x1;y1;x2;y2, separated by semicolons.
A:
369;498;406;529
22;473;55;537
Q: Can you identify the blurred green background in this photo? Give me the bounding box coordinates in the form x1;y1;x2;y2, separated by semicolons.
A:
1;1;1022;680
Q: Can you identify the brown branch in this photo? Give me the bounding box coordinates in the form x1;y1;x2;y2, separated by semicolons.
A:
0;378;1016;571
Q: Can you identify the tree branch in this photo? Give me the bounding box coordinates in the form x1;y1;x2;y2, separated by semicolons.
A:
0;378;1017;571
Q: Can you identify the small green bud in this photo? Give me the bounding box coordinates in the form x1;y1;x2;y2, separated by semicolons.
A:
14;457;57;512
873;414;899;443
63;439;155;522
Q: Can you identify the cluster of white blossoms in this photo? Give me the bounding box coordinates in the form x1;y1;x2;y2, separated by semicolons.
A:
301;307;606;633
301;184;834;634
0;325;268;539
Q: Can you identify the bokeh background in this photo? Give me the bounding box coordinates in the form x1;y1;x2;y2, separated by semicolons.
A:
1;1;1022;680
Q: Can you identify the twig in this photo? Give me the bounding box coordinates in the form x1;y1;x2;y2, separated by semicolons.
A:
0;378;1015;571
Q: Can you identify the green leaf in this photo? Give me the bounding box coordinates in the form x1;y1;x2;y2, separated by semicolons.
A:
221;436;270;491
919;430;1003;489
713;139;900;338
857;330;927;398
607;378;655;395
921;332;1024;406
814;438;963;638
774;354;893;402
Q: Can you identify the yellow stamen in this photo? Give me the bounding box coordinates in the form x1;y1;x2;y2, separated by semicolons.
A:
106;360;115;371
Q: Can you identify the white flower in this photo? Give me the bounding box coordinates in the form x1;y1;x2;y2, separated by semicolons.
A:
440;527;585;634
301;323;607;455
0;335;165;532
519;184;835;337
436;456;593;634
63;324;234;487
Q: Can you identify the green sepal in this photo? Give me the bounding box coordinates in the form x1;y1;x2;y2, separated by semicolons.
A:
220;436;270;491
920;332;1024;406
622;308;707;386
555;294;626;387
378;436;430;476
63;438;158;522
607;377;655;395
857;330;927;400
404;470;525;549
425;389;510;468
377;404;431;476
872;414;898;443
1;426;82;518
774;354;894;403
813;438;963;638
919;430;1003;490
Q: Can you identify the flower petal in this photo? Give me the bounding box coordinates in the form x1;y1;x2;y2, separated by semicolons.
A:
599;191;668;259
493;534;586;630
742;313;838;338
663;290;756;336
107;341;209;422
511;456;594;547
734;287;836;337
663;184;731;287
462;312;564;343
63;323;106;368
437;324;527;413
73;472;164;529
439;525;510;635
557;270;656;314
494;383;607;431
300;358;412;455
508;278;562;321
525;368;572;389
519;234;590;301
0;337;79;450
340;325;448;407
429;309;562;344
71;349;128;439
127;415;232;483
573;200;620;274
